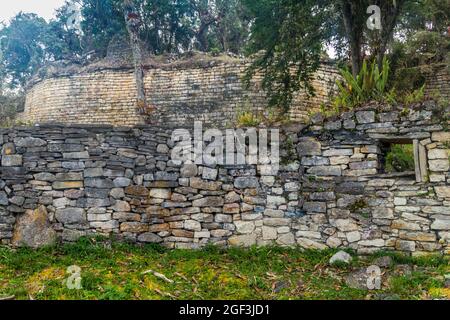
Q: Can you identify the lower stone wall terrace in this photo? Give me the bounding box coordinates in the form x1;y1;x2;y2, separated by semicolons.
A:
1;101;449;255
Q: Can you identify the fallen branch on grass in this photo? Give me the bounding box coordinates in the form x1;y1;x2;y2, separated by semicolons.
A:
0;295;15;301
142;269;174;284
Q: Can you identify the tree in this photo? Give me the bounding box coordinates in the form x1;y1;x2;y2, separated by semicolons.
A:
123;0;148;114
0;13;56;89
243;0;332;111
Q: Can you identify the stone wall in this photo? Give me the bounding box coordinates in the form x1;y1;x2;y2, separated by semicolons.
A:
424;64;450;101
20;57;340;127
2;101;449;255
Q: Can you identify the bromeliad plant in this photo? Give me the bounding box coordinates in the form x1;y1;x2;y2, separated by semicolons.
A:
333;57;396;110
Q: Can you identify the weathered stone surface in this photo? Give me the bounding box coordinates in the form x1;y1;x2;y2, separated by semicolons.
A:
180;164;198;178
85;178;114;189
56;208;86;224
202;167;218;180
431;132;450;142
303;202;327;213
228;234;256;247
138;233;163;243
34;172;56;182
429;159;449;172
53;181;84;190
329;251;352;264
120;222;149;233
192;197;224;207
113;177;132;188
356;111;375;124
63;151;89;159
150;188;172;199
234;221;255;234
297;137;321;156
435;186;450;198
234;177;259;189
297;238;327;250
428;149;448;159
307;166;342;176
125;185;149;196
11;206;56;248
1;155;22;167
56;172;83;181
431;219;450;230
190;178;222;191
16;137;47;148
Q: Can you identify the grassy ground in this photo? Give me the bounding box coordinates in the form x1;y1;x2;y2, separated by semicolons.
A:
0;238;448;300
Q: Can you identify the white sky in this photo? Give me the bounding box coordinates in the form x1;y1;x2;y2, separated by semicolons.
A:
0;0;65;23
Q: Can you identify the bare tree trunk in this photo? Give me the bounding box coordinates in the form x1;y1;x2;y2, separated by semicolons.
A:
340;0;364;77
375;0;405;69
123;0;148;114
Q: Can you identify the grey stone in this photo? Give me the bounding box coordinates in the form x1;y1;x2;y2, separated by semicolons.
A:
303;202;327;213
202;167;218;180
56;172;83;181
307;166;342;176
297;137;321;156
180;164;198;178
301;156;329;166
63;151;90;159
34;172;56;182
234;177;259;189
84;168;104;178
356;111;376;124
1;155;22;167
15;137;47;148
138;232;163;243
55;208;86;224
155;172;179;181
0;192;8;205
329;251;353;264
85;178;114;189
113;177;132;188
373;256;393;268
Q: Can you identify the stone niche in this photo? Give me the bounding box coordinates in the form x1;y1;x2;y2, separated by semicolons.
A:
1;100;449;256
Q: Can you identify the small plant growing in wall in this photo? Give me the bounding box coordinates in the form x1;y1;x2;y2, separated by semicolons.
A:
280;136;297;165
349;199;370;218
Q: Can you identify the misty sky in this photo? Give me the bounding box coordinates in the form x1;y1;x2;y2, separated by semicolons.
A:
0;0;65;23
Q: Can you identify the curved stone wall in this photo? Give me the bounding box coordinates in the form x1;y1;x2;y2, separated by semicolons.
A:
20;59;341;127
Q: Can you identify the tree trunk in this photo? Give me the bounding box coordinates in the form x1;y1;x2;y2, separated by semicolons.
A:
340;0;363;77
123;0;148;114
375;0;405;69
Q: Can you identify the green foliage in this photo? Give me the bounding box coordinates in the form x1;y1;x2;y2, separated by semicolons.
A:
401;85;426;105
0;239;448;300
242;0;331;112
236;110;261;127
385;144;415;173
333;58;396;110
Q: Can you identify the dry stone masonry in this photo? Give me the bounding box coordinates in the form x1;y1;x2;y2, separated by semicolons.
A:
19;55;340;127
1;100;449;255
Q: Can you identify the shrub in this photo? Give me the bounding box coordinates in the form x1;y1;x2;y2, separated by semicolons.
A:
333;57;396;110
385;144;415;173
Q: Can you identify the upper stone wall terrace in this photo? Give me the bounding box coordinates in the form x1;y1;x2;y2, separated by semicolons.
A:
19;54;341;127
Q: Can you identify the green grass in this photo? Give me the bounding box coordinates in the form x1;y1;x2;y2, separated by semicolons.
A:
385;144;415;173
0;238;448;300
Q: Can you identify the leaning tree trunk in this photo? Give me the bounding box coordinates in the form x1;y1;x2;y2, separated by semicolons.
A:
123;0;148;115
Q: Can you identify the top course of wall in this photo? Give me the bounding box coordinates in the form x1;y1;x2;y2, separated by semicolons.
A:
19;52;341;127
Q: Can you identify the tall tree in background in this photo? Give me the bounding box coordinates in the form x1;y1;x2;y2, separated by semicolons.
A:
0;13;69;89
337;0;406;76
243;0;332;111
123;0;148;114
